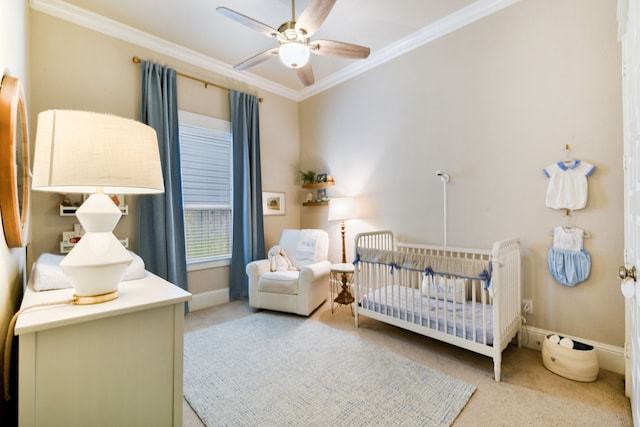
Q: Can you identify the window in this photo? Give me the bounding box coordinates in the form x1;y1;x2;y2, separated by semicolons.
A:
178;111;232;269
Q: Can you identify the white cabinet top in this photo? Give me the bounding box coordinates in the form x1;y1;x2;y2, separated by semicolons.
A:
15;271;191;335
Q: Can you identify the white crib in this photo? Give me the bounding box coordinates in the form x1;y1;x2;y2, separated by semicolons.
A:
353;230;521;381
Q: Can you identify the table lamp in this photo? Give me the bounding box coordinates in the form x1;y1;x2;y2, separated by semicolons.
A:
32;110;164;304
328;197;357;305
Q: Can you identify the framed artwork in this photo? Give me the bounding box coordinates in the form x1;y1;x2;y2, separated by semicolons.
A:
316;173;327;183
263;191;285;215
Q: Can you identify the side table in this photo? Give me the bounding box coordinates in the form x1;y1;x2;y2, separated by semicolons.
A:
330;263;355;314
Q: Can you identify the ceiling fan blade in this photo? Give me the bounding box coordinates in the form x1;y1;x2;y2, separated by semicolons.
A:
311;40;370;59
217;7;280;39
296;62;315;87
234;48;279;71
295;0;336;38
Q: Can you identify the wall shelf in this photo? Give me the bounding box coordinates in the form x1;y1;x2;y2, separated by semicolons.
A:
302;181;335;189
303;201;330;207
60;205;128;216
302;178;335;206
60;237;129;254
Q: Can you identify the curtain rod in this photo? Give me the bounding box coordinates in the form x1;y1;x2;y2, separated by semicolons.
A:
132;56;263;102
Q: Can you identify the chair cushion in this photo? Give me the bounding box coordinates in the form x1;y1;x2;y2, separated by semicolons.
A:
258;271;300;295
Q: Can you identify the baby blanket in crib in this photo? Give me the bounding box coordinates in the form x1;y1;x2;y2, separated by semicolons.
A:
543;160;595;210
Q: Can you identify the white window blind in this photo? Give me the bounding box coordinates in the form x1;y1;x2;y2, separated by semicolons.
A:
178;111;232;265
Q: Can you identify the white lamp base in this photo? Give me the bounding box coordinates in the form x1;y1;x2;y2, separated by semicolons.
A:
59;193;132;302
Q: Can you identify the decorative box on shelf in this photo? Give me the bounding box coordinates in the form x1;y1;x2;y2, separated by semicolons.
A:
60;205;128;216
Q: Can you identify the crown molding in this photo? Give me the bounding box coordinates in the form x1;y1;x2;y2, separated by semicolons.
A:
31;0;520;103
29;0;300;100
300;0;521;100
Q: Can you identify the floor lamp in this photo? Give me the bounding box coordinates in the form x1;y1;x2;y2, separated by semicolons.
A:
328;197;357;304
32;110;164;304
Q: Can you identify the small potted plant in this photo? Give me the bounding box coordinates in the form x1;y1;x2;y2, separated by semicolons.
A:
299;170;316;184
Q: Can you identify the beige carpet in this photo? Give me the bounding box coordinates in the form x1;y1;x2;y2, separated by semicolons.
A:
184;298;632;426
184;312;475;425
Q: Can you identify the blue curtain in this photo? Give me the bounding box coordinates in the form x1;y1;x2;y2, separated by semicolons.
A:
230;90;265;300
137;60;189;304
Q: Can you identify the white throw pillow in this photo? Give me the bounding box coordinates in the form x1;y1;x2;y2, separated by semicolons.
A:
421;275;467;302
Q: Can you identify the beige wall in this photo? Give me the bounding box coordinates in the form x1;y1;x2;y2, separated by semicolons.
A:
0;0;29;419
300;0;623;346
24;0;625;347
28;11;300;297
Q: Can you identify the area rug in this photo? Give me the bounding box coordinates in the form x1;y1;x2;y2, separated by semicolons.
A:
183;312;476;426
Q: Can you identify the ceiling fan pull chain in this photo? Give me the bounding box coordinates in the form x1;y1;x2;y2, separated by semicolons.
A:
291;0;295;22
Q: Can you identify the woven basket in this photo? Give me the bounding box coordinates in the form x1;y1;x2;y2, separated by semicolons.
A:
541;334;598;382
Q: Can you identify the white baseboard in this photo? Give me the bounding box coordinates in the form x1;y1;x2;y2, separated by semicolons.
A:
521;325;625;375
188;288;230;312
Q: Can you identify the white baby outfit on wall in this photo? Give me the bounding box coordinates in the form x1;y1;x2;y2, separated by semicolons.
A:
543;160;595;210
552;226;584;251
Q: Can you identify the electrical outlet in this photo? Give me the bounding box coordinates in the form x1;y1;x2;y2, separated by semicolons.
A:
522;299;533;314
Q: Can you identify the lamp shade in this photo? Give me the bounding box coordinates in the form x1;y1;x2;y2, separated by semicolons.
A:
279;42;310;69
32;110;164;195
31;110;164;304
328;197;357;221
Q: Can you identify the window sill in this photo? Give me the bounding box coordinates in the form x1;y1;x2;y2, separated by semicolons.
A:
187;258;231;272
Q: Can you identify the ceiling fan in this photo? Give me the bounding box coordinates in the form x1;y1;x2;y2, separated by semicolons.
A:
217;0;371;87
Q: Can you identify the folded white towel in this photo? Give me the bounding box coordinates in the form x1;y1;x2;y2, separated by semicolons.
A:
33;251;146;291
560;337;574;349
549;334;560;345
33;253;73;291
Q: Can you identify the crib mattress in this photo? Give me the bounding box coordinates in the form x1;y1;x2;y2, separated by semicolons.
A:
359;285;494;345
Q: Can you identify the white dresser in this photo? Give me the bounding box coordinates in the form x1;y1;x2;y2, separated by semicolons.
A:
15;272;191;427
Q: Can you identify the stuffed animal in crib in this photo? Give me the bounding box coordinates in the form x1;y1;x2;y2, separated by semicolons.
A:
268;245;297;272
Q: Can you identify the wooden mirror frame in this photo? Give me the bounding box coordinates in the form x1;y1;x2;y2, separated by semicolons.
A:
0;75;30;248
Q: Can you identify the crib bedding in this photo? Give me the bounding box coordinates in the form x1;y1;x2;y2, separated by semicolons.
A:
359;285;494;345
354;231;521;381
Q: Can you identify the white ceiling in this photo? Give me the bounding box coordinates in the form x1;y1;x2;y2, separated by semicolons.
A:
31;0;519;100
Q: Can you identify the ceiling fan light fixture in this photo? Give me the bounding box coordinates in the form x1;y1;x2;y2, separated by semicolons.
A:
279;42;310;68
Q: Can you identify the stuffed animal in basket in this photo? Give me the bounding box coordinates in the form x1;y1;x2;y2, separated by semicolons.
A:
268;245;297;272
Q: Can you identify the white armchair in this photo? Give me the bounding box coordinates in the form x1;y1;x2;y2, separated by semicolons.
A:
246;229;331;316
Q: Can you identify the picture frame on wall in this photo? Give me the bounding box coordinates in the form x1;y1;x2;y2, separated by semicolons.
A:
263;191;285;215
